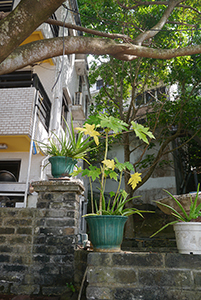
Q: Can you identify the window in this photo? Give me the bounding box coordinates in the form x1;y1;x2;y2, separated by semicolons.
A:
0;0;14;12
79;76;83;93
0;71;33;88
135;94;144;106
146;89;156;104
0;160;21;182
96;79;103;90
34;75;51;132
157;87;167;101
85;95;89;118
61;93;69;130
49;13;59;37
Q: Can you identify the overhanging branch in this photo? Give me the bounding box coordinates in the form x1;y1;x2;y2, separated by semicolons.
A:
0;36;201;75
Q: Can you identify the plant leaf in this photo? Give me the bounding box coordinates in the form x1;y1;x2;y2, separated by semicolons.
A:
131;121;155;144
128;173;142;190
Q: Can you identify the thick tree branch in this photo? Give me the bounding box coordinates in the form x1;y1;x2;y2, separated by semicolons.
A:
0;0;64;64
0;36;201;75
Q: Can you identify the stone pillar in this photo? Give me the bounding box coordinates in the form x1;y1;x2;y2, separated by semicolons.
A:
32;179;85;296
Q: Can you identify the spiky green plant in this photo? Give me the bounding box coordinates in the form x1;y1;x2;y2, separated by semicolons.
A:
151;184;201;237
37;116;94;161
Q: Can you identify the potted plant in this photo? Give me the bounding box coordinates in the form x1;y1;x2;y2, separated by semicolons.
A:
151;184;201;254
72;114;154;252
37;117;94;178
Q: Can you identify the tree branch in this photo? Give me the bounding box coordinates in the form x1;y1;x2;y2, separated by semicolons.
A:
0;0;64;64
134;0;183;45
45;18;135;43
0;36;200;75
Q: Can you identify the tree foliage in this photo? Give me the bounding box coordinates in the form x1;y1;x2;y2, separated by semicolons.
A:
0;0;200;74
78;0;201;198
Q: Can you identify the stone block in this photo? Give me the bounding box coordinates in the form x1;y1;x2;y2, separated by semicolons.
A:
16;227;32;235
0;236;6;243
63;227;76;235
3;264;27;273
37;202;49;209
10;255;32;265
138;269;192;288
165;253;201;269
33;245;69;255
42;286;68;296
193;271;201;288
33;236;47;244
33;254;50;263
43;209;66;218
112;287;201;300
46;236;69;246
39;264;60;275
0;254;10;262
0;228;15;234
4;218;32;226
66;211;79;219
112;252;164;267
0;245;13;253
10;284;40;295
87;286;112;300
0;282;10;293
62;202;79;210
35;218;46;227
7;236;30;244
39;227;64;236
87;266;137;285
45;218;76;227
87;253;113;267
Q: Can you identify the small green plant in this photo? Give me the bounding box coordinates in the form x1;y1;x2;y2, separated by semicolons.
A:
151;183;201;237
37;115;94;161
72;114;155;217
66;282;75;293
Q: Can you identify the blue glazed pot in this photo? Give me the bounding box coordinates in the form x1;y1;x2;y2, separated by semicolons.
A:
49;156;77;178
85;215;128;252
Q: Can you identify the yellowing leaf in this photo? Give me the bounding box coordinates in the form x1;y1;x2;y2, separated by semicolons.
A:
75;123;100;145
102;159;115;170
128;172;142;190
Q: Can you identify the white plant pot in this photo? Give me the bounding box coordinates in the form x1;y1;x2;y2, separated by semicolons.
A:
173;222;201;254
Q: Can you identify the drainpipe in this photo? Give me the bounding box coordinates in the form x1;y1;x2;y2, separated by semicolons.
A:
23;89;39;207
40;155;50;180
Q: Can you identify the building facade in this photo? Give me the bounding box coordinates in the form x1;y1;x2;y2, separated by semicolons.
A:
0;0;90;209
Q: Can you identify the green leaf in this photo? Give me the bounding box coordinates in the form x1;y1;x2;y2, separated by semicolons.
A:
99;115;128;134
108;171;118;181
82;165;101;181
131;122;155;144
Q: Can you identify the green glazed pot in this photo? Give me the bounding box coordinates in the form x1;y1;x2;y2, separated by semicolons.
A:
85;215;128;252
49;156;77;178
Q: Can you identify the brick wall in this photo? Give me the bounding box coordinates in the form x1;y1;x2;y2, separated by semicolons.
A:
0;180;87;298
0;87;35;136
87;252;201;300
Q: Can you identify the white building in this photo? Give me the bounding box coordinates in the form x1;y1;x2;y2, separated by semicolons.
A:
0;0;90;208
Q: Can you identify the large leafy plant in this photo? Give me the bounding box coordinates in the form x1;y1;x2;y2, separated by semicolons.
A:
72;114;155;216
37;116;94;160
151;184;201;237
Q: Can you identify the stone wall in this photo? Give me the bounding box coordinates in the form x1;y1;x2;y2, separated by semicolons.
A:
0;180;87;298
87;252;201;300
